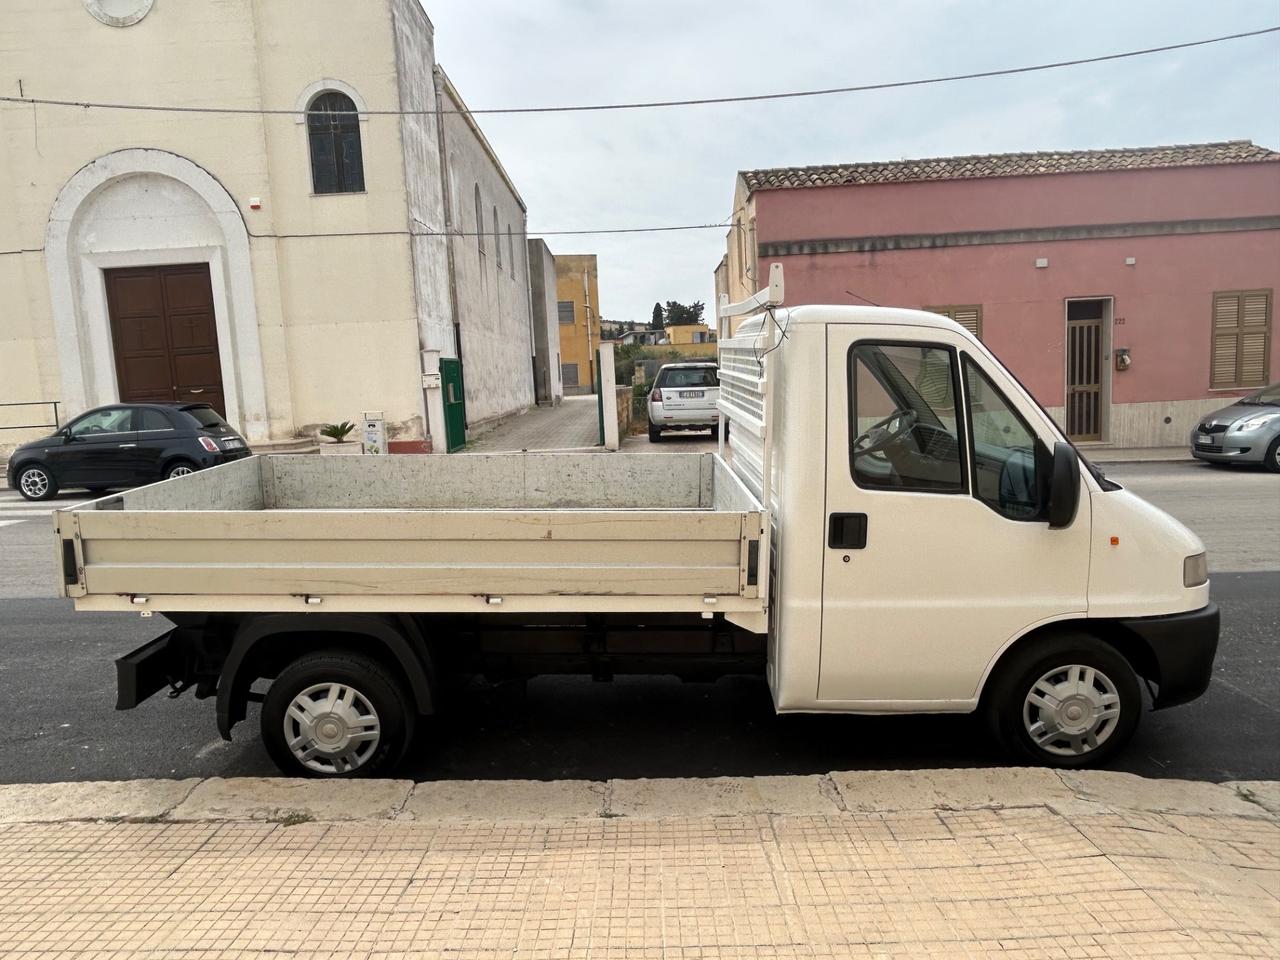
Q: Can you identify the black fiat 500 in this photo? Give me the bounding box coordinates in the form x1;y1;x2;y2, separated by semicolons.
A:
7;403;252;501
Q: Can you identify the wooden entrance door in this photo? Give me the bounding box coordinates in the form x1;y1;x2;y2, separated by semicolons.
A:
105;264;226;416
1065;299;1106;441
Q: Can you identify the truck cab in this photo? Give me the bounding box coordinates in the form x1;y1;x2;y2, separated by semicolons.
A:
719;295;1217;766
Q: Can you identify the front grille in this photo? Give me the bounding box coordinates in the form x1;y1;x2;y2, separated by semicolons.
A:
1198;422;1229;434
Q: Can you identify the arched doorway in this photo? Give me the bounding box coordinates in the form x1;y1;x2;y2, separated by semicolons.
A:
45;149;269;442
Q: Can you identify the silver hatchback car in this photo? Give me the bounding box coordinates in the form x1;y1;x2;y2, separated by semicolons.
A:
1190;381;1280;472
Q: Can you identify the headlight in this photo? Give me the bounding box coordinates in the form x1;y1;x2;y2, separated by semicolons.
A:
1234;414;1278;432
1183;552;1208;587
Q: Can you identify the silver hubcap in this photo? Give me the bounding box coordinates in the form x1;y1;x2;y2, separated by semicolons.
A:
1023;664;1121;757
19;468;49;498
168;465;194;478
284;682;381;774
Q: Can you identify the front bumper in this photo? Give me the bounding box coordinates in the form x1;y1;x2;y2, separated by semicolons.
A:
1190;428;1271;463
1118;602;1219;709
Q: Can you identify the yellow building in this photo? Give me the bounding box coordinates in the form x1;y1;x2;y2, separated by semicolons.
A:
665;322;715;345
554;254;602;395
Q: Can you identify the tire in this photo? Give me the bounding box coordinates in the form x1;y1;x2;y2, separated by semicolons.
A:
983;633;1141;768
16;464;58;502
1264;436;1280;474
164;460;198;481
648;422;663;443
260;651;415;778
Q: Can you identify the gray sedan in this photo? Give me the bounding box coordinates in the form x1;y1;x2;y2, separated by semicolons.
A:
1190;382;1280;472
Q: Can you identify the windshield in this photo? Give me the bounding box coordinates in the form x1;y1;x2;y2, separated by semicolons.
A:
1239;382;1280;405
656;367;718;388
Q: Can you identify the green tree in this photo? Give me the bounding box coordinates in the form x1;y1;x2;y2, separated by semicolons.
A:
663;300;705;326
650;302;664;330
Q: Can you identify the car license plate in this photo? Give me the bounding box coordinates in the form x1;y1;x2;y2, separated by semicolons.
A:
679;390;704;399
223;438;244;449
1195;433;1211;445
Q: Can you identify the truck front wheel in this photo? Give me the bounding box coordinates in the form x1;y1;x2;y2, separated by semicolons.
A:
984;634;1141;768
260;651;414;778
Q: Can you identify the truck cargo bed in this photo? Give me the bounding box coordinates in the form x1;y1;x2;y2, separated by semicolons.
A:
55;454;765;620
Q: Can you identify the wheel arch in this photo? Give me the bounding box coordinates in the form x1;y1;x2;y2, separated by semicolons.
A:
975;616;1159;708
215;614;436;739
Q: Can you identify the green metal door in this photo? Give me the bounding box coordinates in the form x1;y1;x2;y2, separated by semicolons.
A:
440;358;467;453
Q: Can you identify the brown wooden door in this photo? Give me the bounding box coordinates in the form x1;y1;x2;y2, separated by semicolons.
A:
1065;299;1105;441
105;264;225;416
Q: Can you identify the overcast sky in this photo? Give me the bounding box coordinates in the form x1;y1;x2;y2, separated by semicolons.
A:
427;1;1280;323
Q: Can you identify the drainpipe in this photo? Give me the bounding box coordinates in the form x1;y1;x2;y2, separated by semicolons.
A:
584;268;594;388
433;67;466;435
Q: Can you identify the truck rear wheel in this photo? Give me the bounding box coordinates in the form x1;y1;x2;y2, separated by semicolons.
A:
984;633;1141;768
261;651;414;778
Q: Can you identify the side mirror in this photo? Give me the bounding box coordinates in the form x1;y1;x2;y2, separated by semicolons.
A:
60;428;75;442
1048;441;1081;529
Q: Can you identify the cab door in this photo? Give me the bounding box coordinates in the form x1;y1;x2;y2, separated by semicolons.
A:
818;326;1090;706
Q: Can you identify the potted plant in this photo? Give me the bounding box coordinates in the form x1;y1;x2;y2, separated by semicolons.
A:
318;421;363;455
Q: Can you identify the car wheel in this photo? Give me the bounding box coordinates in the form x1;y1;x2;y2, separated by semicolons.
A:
260;651;415;778
16;464;58;502
1265;436;1280;474
648;422;663;443
984;633;1141;768
164;460;197;481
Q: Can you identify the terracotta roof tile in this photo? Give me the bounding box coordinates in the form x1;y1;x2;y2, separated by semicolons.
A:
741;141;1279;191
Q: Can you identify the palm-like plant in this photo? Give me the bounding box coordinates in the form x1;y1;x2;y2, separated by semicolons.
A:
319;421;356;443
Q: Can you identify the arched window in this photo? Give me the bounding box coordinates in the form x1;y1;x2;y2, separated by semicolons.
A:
493;207;501;269
474;184;484;259
307;91;364;194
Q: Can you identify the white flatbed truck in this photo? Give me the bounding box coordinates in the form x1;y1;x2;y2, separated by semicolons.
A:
55;268;1218;777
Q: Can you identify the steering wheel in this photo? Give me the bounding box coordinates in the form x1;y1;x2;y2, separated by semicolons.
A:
853;409;918;456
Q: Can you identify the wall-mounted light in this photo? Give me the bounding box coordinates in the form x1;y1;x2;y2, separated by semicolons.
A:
1124;257;1137;266
1034;257;1049;269
1115;347;1132;372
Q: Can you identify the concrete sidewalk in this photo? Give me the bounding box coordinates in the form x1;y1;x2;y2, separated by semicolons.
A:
465;395;601;452
1;770;1276;957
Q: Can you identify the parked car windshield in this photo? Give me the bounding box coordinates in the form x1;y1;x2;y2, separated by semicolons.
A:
183;407;229;429
1239;382;1280;406
657;367;718;388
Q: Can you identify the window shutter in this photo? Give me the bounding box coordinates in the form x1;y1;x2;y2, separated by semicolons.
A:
1212;290;1272;388
952;306;981;337
1240;292;1270;386
924;304;982;339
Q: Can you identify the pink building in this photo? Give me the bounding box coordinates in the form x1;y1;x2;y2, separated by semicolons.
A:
714;141;1280;447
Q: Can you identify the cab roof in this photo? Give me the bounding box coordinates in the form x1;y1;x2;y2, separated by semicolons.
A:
732;304;973;340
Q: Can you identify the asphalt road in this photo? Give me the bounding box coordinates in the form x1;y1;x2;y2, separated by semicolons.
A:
0;460;1275;783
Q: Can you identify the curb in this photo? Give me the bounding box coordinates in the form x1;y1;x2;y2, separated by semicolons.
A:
0;769;1274;826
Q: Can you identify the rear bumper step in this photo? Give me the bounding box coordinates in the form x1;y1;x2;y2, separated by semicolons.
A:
115;630;185;710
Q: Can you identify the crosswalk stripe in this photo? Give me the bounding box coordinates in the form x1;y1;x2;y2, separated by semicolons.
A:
0;519;28;528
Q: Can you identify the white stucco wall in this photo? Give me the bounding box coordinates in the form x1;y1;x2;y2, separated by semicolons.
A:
437;71;536;426
0;0;424;445
527;238;565;405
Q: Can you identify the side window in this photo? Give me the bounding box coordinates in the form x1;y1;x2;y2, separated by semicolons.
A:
493;207;502;269
69;408;132;437
134;409;174;432
474;185;484;260
557;301;575;325
963;357;1046;521
849;343;964;493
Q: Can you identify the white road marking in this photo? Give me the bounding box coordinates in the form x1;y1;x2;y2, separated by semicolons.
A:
0;520;25;528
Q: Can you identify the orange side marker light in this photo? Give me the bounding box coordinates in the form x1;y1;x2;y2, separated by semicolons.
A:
1110;536;1120;546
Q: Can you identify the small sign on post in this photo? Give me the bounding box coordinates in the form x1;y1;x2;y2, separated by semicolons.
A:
362;411;387;455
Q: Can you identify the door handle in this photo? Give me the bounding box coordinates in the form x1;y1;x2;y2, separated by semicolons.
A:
187;388;205;394
118;443;137;448
828;513;868;549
